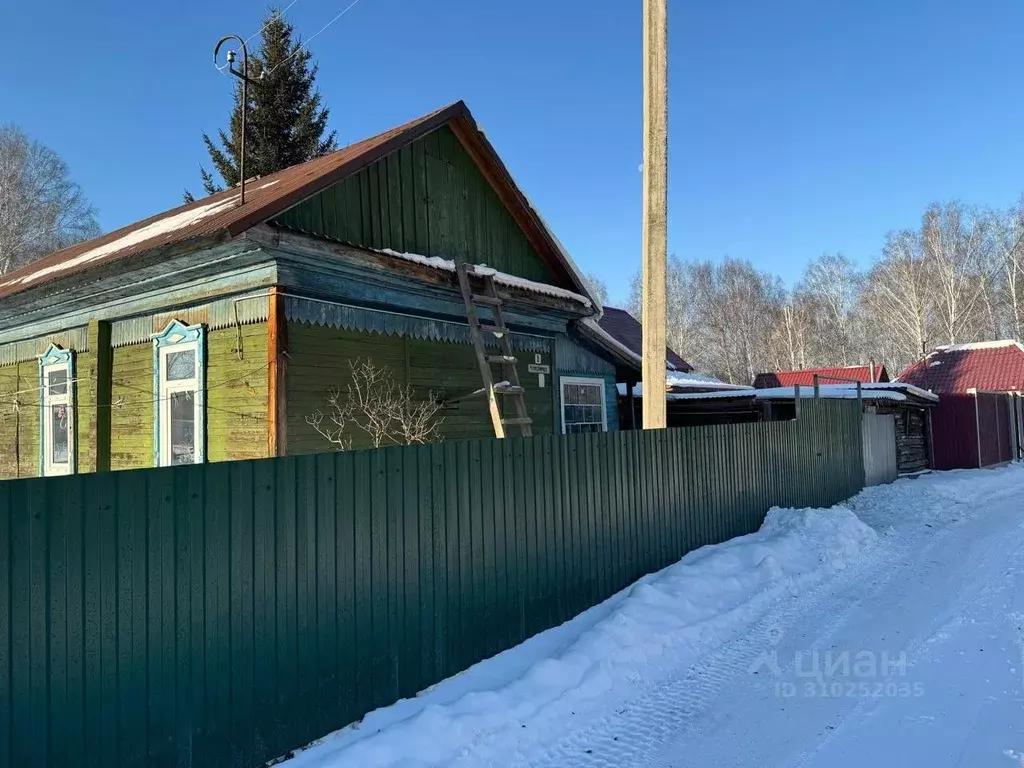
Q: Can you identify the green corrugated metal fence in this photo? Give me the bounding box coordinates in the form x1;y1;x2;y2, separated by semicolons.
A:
0;399;863;768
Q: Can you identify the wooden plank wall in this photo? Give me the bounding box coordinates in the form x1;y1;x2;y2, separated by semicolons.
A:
206;324;270;463
271;126;556;284
0;399;865;768
109;343;155;470
286;323;555;453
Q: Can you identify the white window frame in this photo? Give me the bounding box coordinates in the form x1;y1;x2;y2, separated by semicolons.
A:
559;376;608;434
39;345;75;476
152;319;205;467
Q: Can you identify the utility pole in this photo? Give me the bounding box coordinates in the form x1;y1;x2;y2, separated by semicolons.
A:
641;0;668;429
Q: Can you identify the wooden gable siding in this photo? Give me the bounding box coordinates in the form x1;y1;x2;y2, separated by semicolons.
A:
110;324;271;470
271;126;557;284
285;323;555;454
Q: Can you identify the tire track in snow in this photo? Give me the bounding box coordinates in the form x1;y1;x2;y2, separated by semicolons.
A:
498;477;1022;768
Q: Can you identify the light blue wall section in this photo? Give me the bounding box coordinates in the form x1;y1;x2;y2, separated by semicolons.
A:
552;333;619;432
553;334;615;377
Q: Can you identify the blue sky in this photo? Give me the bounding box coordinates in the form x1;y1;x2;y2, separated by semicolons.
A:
4;0;1024;305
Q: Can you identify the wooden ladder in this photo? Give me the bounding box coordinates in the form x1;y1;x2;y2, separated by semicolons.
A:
455;262;533;438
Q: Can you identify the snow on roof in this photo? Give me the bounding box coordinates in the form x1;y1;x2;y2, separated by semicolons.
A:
617;376;752;398
932;340;1024;354
666;372;752;390
664;385;910;403
857;381;939;402
377;249;592;308
0;195;241;291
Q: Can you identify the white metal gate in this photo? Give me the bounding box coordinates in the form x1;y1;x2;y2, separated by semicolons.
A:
863;412;898;486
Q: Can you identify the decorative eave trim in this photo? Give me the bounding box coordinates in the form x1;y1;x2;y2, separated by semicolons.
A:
0;328;90;367
112;293;269;348
283;295;552;353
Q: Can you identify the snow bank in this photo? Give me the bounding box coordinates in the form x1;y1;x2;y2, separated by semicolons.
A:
281;503;877;768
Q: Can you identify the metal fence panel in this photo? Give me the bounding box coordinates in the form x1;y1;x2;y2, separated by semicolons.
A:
0;399;864;768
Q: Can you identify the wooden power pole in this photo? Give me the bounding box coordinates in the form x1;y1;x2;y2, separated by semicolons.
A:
641;0;668;429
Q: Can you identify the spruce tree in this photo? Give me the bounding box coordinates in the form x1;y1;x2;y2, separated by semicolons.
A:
190;9;337;198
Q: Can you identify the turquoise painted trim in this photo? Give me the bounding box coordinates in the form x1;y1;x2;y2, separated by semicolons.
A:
37;344;76;475
152;319;206;467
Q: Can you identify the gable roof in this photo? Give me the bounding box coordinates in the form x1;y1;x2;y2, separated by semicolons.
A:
896;340;1024;393
0;101;593;303
753;364;889;389
593;306;692;372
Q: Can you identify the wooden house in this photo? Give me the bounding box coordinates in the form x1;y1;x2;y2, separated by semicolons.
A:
0;101;622;478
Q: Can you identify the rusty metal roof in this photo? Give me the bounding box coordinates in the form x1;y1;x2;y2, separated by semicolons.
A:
0;101;588;301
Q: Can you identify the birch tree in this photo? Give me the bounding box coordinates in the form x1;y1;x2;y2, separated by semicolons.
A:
991;202;1024;339
800;253;862;365
921;202;991;345
0;125;99;275
861;229;932;371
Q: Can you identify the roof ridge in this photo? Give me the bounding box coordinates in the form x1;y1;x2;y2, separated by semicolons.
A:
0;100;598;306
931;339;1024;354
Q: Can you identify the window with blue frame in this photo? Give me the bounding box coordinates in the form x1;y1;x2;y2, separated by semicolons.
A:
152;319;205;466
39;344;75;476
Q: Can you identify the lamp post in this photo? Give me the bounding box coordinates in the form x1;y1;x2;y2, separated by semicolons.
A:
213;35;255;205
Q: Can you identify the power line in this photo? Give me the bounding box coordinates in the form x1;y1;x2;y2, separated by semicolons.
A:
242;0;300;47
265;0;364;77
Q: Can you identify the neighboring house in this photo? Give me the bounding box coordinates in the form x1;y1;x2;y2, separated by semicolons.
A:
897;341;1024;393
753;363;889;389
578;306;750;428
897;341;1024;468
0;101;624;479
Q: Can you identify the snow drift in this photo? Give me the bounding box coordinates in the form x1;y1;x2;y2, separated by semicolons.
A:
281;503;878;768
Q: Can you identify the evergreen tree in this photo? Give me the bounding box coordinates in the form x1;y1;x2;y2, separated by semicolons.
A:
190;9;337;199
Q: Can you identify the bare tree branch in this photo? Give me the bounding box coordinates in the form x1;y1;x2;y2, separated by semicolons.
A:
0;125;99;275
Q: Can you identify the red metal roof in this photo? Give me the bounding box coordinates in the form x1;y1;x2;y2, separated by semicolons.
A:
753;364;888;389
0;101;587;301
896;341;1024;393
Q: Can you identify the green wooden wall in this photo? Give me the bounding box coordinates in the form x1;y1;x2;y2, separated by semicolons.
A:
0;399;865;768
110;343;154;470
0;349;97;480
0;362;39;479
272;126;558;284
206;324;269;463
286;323;555;453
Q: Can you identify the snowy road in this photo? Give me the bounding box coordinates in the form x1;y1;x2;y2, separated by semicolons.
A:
282;466;1024;768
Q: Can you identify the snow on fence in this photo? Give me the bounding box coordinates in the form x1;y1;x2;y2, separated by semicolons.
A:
0;399;864;768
